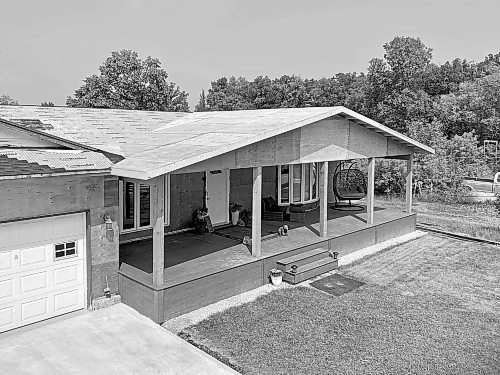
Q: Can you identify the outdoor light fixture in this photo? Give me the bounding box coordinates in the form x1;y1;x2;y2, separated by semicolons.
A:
104;214;114;242
104;215;113;230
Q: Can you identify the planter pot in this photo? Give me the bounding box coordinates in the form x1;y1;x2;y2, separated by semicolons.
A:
231;210;240;225
270;274;283;286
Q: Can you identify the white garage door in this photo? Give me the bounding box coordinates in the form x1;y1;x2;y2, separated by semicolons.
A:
0;213;86;333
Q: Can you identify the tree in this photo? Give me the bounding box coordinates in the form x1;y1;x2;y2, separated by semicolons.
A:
67;50;189;112
194;89;207;112
383;36;433;90
206;76;257;111
438;73;500;142
41;101;54;107
0;94;18;105
376;89;435;133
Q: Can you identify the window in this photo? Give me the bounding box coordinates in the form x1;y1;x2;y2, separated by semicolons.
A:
54;241;77;260
120;180;152;231
280;165;289;204
278;163;319;205
119;176;170;232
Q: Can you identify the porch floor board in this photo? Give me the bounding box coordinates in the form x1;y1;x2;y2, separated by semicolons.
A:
120;205;411;289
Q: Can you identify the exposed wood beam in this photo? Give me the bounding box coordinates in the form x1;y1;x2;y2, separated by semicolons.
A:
367;158;375;225
152;175;165;287
406;154;413;213
251;166;262;257
319;161;329;237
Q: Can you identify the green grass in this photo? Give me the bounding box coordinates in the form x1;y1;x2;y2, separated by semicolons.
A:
377;196;500;241
180;235;500;375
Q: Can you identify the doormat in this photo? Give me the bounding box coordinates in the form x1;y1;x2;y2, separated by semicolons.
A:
310;274;365;296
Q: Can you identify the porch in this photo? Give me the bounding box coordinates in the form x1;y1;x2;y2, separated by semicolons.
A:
118;204;416;323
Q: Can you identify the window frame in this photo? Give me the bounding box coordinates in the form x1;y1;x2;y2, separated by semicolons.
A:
53;241;78;261
277;163;319;206
119;176;171;233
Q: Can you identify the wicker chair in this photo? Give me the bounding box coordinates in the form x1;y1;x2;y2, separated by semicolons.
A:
332;162;367;208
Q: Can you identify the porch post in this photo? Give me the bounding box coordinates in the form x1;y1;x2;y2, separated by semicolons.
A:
152;175;165;287
319;161;329;237
367;157;375;225
251;166;262;257
406;154;413;213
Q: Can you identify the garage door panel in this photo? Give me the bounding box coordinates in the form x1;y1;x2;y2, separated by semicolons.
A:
20;245;49;268
54;288;82;313
52;214;85;238
19;220;46;245
0;278;14;300
0;251;14;274
0;306;15;330
20;271;49;295
21;296;49;322
0;213;86;333
54;263;82;287
0;223;19;250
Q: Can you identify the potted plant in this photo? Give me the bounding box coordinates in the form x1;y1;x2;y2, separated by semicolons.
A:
269;268;283;286
191;207;208;234
230;202;242;225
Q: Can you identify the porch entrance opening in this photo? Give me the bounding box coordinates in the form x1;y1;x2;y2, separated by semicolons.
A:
205;169;229;225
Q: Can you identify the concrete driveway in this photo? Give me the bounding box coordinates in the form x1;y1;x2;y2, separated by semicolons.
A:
0;304;238;375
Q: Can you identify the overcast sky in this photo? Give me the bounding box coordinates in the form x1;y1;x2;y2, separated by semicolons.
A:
1;0;498;109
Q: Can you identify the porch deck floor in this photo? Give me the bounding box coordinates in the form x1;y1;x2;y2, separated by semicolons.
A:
120;205;413;289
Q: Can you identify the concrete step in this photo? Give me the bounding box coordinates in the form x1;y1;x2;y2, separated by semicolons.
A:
276;247;330;273
283;257;339;284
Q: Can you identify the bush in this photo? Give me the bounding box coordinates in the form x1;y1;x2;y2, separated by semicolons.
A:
419;185;473;205
494;194;500;216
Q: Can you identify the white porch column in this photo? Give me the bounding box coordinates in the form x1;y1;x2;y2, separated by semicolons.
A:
251;166;262;257
406;154;413;213
152;175;165;287
367;157;375;225
319;161;329;237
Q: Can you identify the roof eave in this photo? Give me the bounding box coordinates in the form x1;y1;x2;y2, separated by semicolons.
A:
111;106;435;179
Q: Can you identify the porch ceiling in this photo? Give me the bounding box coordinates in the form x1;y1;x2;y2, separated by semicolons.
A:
111;107;434;180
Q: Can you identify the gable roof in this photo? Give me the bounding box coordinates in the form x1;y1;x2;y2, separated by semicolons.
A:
111;107;434;179
0;105;434;180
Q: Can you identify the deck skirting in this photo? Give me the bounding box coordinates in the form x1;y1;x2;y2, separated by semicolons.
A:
119;213;416;323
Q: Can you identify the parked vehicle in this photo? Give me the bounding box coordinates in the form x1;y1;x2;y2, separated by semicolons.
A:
462;172;500;202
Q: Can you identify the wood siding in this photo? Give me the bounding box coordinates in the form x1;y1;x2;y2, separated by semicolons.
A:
118;273;156;321
169;172;204;231
119;172;205;243
229;167;276;211
118;214;417;323
174;116;413;174
162;261;263;320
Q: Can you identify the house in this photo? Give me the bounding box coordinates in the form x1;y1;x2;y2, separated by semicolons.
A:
0;105;434;330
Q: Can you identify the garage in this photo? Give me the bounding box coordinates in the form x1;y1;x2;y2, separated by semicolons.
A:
0;212;87;333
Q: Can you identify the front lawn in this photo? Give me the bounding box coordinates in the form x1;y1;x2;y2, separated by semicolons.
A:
180;235;500;375
377;196;500;241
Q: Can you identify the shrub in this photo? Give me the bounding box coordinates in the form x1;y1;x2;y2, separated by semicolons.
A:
494;194;500;216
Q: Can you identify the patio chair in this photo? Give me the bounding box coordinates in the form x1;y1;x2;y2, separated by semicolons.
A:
332;161;367;209
262;196;286;221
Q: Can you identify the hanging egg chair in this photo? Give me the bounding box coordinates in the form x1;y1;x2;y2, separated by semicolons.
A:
332;161;367;210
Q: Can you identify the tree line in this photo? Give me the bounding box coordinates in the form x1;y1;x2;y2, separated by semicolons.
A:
195;37;500;197
3;36;499;198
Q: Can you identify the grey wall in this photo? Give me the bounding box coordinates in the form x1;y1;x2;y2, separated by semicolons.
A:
229;166;277;211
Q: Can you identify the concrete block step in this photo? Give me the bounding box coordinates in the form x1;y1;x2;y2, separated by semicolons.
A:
283;257;339;284
276;247;329;272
